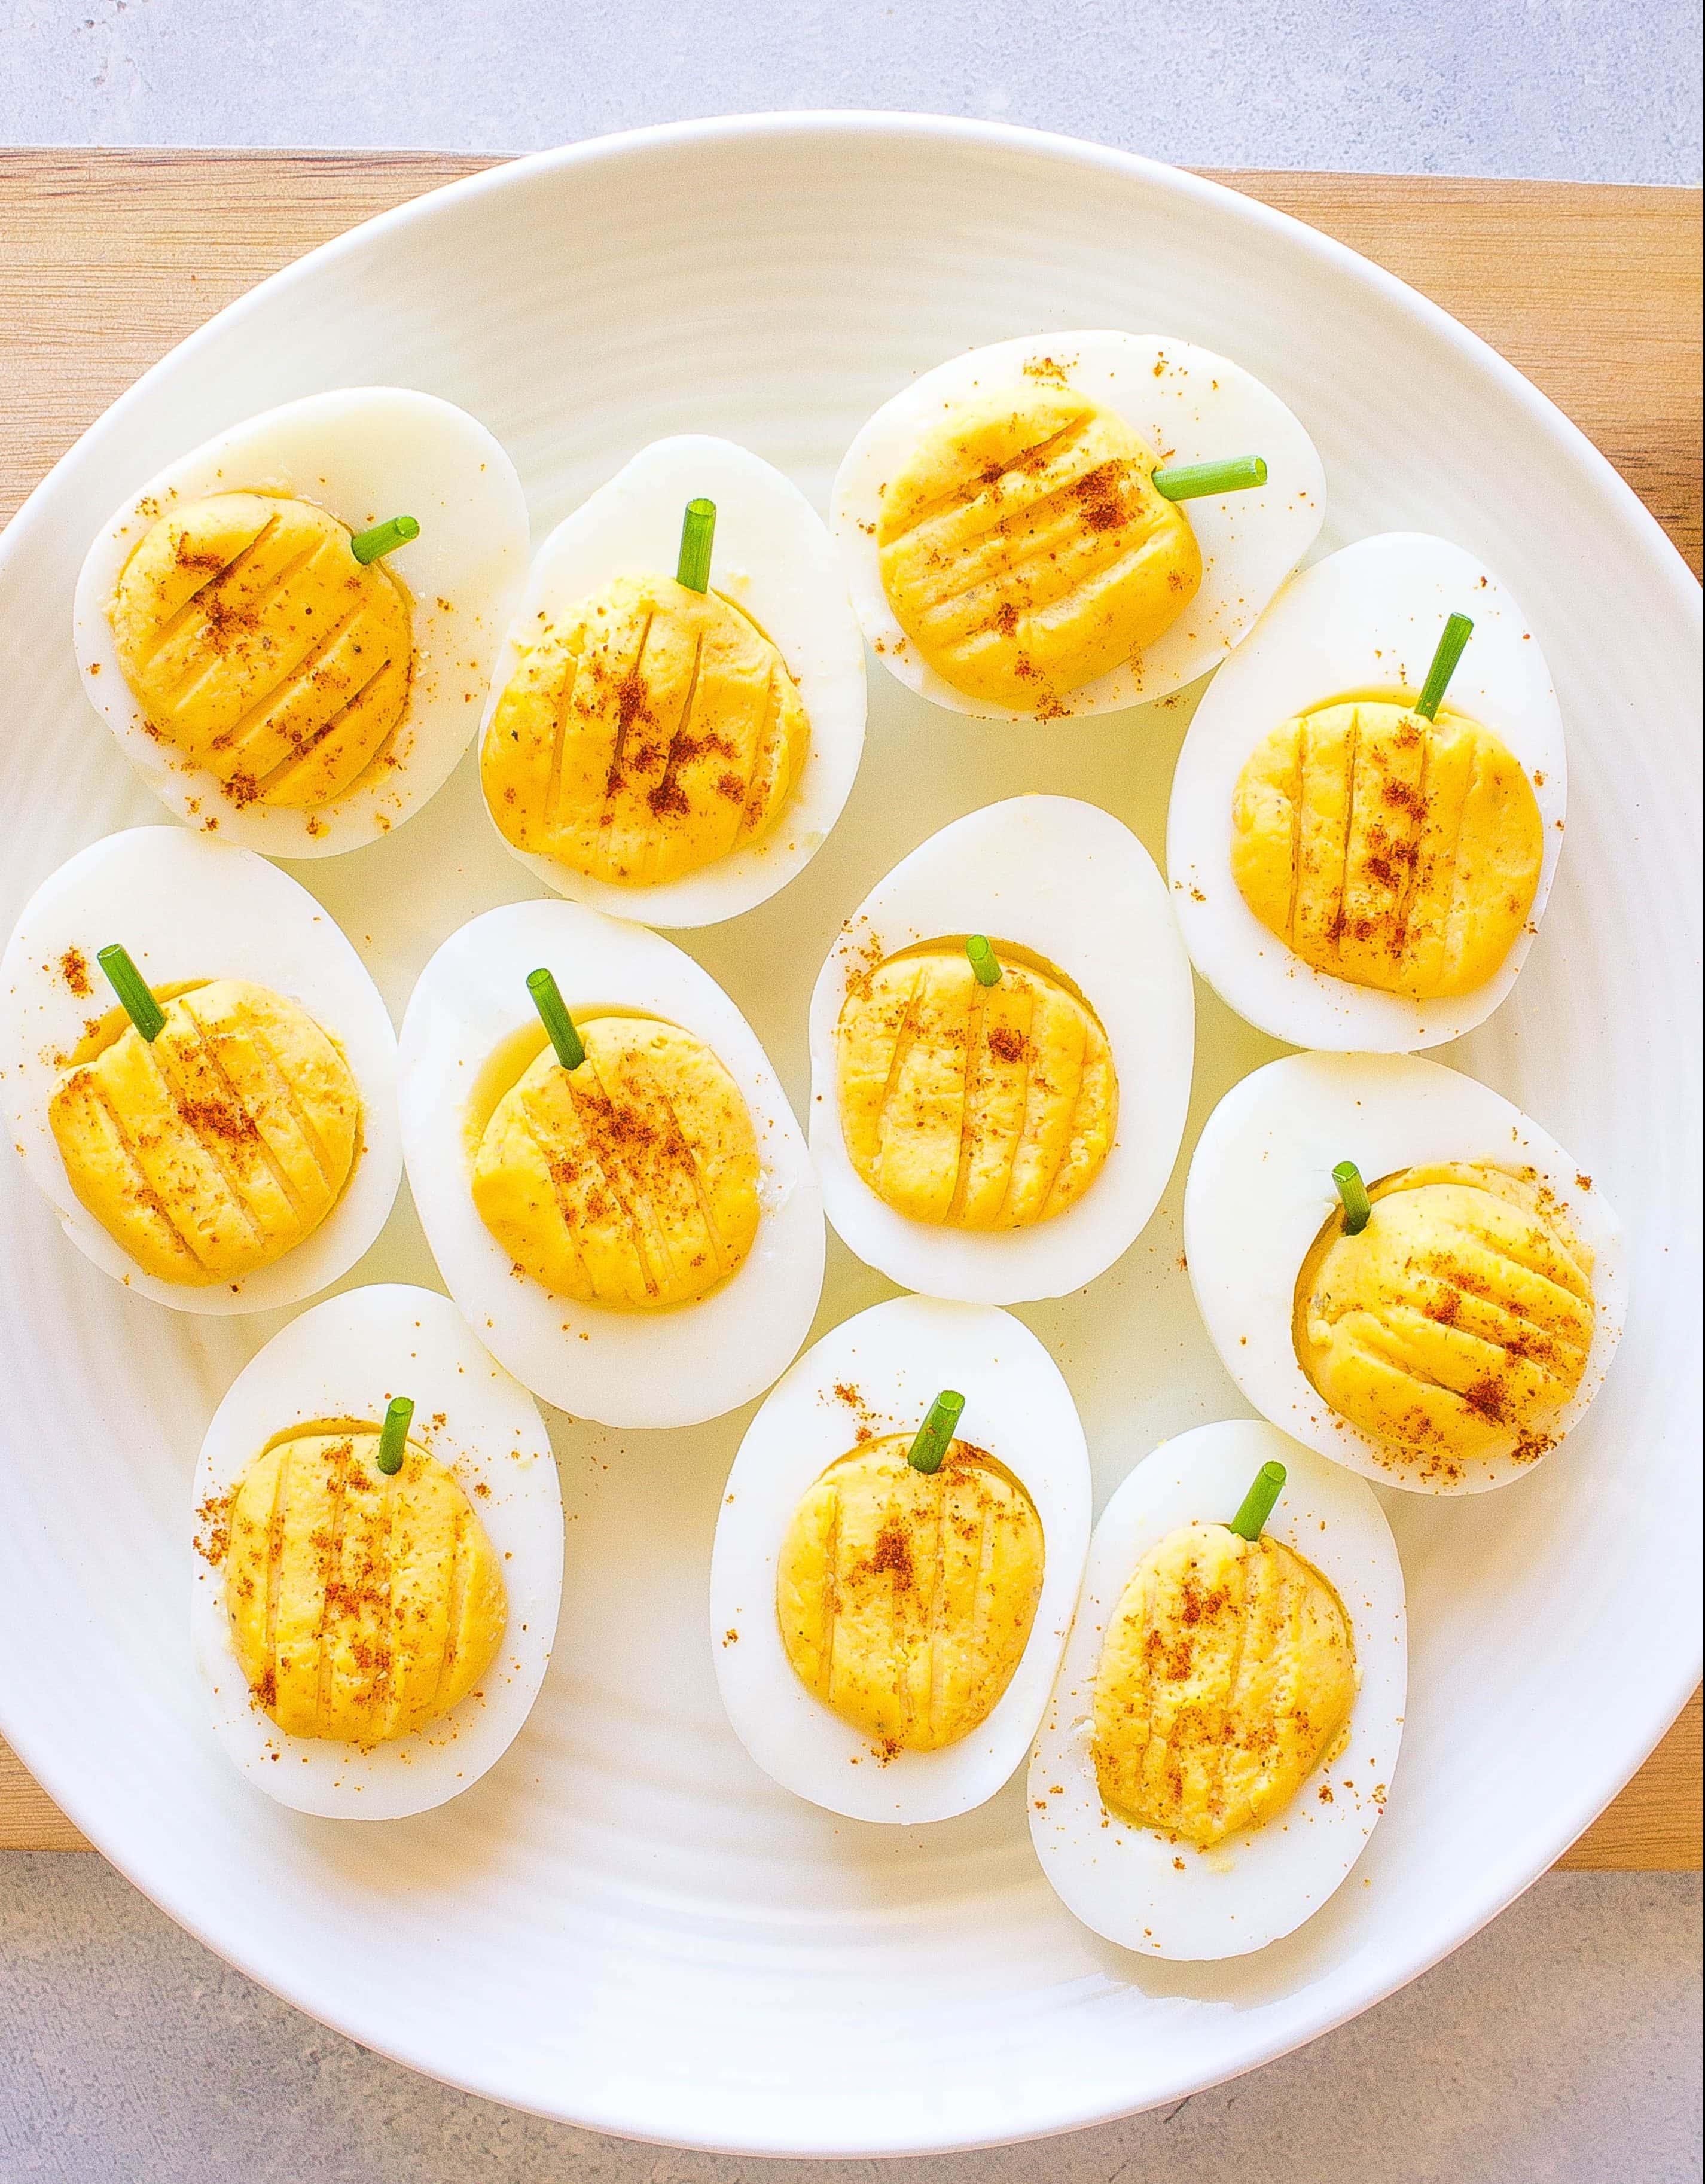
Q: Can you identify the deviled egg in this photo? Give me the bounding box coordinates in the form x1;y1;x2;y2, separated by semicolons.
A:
807;797;1193;1303
1030;1420;1405;1960
399;898;823;1427
1184;1053;1626;1493
74;388;528;855
1167;533;1566;1049
710;1294;1090;1823
0;826;399;1311
191;1283;562;1819
832;332;1323;719
480;435;866;926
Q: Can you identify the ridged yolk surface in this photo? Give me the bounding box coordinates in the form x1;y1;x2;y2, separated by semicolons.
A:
47;977;360;1285
224;1429;506;1746
109;491;414;811
776;1434;1045;1752
1093;1521;1357;1845
471;1014;761;1310
876;385;1201;709
481;574;809;885
835;942;1117;1228
1294;1161;1596;1478
1230;700;1545;999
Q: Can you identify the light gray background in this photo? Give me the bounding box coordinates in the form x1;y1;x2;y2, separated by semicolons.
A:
0;0;1700;179
1;2;1701;2179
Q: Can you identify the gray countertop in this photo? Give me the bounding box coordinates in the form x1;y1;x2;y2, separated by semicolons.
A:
1;0;1700;182
1;1;1700;2177
2;1860;1699;2182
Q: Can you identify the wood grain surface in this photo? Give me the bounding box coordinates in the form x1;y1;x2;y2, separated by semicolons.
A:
0;151;1699;1866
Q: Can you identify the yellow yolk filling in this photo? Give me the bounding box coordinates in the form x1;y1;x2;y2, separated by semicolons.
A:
876;384;1201;710
835;941;1117;1228
47;977;360;1285
471;1014;761;1310
224;1427;506;1745
1231;700;1544;999
1093;1520;1357;1845
481;573;810;886
1294;1162;1595;1474
108;490;413;811
776;1433;1045;1752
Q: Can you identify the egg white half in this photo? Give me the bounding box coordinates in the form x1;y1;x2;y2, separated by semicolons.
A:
399;898;825;1428
191;1283;562;1820
807;797;1194;1303
831;331;1325;719
1029;1420;1405;1960
480;434;867;925
1184;1052;1627;1495
73;388;529;857
1167;533;1567;1050
0;826;400;1313
710;1294;1091;1823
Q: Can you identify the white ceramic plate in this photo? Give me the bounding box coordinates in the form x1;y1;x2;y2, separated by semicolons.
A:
0;116;1698;2160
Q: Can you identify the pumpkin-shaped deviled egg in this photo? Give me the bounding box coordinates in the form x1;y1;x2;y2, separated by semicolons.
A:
191;1284;562;1818
1167;534;1566;1049
1184;1053;1627;1493
480;437;866;926
710;1294;1090;1823
74;389;528;855
0;827;398;1311
807;797;1193;1302
1030;1420;1405;1959
832;332;1323;720
399;898;824;1427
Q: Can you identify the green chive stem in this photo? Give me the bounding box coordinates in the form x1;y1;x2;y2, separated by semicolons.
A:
349;515;420;565
1333;1159;1373;1235
96;944;165;1042
676;498;716;593
1152;455;1268;502
965;934;1001;987
907;1389;966;1475
1414;612;1474;721
1229;1459;1287;1542
527;966;585;1072
376;1395;414;1477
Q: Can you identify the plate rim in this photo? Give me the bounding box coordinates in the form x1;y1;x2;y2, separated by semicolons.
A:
0;110;1700;2159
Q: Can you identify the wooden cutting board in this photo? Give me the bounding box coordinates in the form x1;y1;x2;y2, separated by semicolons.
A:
0;152;1699;1867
